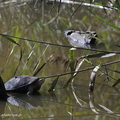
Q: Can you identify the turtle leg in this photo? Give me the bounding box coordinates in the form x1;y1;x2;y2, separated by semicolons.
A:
27;86;33;95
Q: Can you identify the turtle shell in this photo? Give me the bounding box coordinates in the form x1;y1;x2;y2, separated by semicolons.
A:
64;30;97;48
4;75;44;94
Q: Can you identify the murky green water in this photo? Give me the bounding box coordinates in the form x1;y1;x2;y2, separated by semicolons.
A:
0;0;120;119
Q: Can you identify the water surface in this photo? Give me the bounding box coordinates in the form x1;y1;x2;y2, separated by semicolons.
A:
0;0;120;119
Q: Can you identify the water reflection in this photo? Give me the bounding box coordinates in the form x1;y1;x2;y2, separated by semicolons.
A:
0;0;120;119
7;93;43;108
0;84;120;119
0;101;6;119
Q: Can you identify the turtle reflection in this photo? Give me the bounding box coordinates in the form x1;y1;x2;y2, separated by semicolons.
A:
7;94;43;109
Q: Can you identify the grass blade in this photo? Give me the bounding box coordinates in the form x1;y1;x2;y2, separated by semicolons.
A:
89;65;101;92
33;63;46;76
0;34;20;46
48;76;59;92
63;76;75;88
63;59;85;88
78;52;117;59
92;13;120;31
13;48;23;76
112;78;120;87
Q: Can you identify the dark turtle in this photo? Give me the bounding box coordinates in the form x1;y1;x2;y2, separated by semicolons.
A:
4;75;45;95
64;30;97;48
0;76;43;109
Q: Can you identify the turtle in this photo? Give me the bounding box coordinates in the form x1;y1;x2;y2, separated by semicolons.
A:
0;76;44;109
64;30;97;48
4;75;45;95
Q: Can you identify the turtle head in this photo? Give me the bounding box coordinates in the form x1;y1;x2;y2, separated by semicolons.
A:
64;30;75;37
27;77;45;95
38;77;45;85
